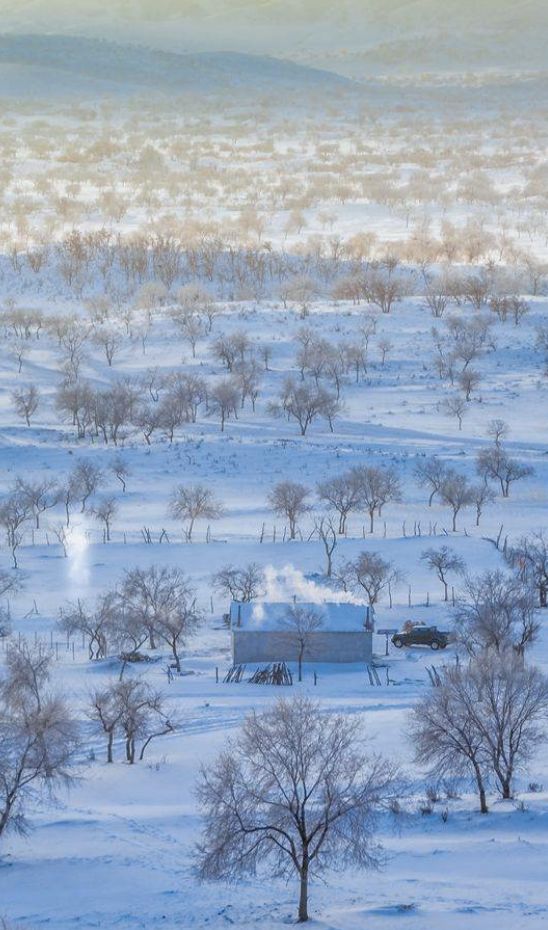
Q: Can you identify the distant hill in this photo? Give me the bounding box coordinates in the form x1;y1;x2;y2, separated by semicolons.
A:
1;1;545;74
0;34;356;100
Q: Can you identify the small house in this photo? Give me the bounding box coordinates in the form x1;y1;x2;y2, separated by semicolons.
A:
229;600;373;665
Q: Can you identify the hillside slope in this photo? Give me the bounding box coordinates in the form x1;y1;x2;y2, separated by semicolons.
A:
1;0;545;72
0;34;356;99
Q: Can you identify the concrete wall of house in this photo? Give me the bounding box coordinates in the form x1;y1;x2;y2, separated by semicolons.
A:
232;630;372;665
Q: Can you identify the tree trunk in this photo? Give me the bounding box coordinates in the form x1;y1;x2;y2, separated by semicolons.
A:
107;730;114;764
298;862;309;922
473;761;488;814
173;645;181;674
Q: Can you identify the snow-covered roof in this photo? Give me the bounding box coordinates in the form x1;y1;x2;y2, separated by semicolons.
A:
230;601;371;633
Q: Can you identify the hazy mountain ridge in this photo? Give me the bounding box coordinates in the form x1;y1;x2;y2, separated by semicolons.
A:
1;0;545;72
0;34;356;99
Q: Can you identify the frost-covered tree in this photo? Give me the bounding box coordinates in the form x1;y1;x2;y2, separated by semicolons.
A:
0;643;79;840
439;471;474;532
11;385;40;426
339;551;402;606
213;563;265;603
351;465;401;534
14;477;60;530
268;481;311;540
476;445;534;498
208;378;240;432
196;697;399;922
414;457;452;507
0;490;32;568
421;546;466;601
169;484;224;541
92;496;118;542
410;661;490;813
279;606;324;682
317;472;360;535
453;570;539;656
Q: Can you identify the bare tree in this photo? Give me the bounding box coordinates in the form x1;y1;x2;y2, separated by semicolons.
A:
317;472;360;535
208;378;240;432
166;372;207;424
486;419;509;447
0;569;22;601
279;606;324;682
410;662;490;813
133;400;163;446
0;643;79;839
315;516;338;578
0;491;32;568
70;459;105;513
457;367;481;402
476;446;533;498
93;327;123;367
423;279;449;318
110;456;130;494
119;565;193;651
414;457;452;507
58;594;114;660
155;595;203;673
88;683;125;764
92;496;118;542
352;465;401;534
420;546;466;601
364;263;407;314
271;378;338;436
268;481;311;540
14;477;60;530
213;563;265;603
106;605;150;679
470;652;548;800
439;472;474;532
441;394;467;431
172;307;204;358
378;338;393;366
339;552;402;606
11;385;40;427
196;697;399;922
470;481;495;526
176;283;216;333
509;531;548;608
115;679;175;764
453;570;539;656
170;484;224;541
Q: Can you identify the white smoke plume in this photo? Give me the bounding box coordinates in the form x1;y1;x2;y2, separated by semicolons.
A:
262;564;363;605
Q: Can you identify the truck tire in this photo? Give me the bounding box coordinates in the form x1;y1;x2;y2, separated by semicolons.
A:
430;640;440;650
393;637;404;648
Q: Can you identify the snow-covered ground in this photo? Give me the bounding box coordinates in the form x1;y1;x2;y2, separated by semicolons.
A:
0;282;547;928
0;31;547;926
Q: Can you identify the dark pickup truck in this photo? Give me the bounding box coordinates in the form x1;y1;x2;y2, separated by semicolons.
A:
391;626;451;650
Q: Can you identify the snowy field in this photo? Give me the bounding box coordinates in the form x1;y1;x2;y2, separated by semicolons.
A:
1;282;547;928
0;34;547;928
